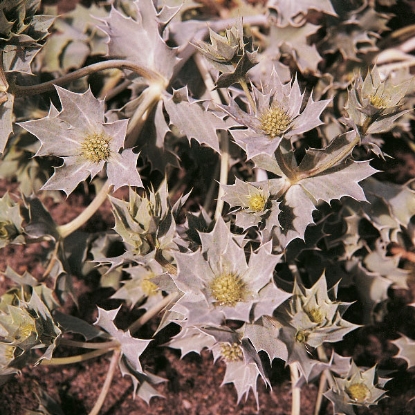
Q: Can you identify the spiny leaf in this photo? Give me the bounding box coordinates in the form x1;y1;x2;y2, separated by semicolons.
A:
268;23;322;73
98;0;179;80
268;0;337;27
0;92;14;154
94;307;150;373
392;335;415;368
164;87;231;153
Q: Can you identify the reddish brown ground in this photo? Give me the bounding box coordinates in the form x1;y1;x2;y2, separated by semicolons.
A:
0;181;414;415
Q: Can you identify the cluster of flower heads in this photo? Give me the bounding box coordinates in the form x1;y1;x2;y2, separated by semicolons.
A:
0;289;61;382
2;1;412;410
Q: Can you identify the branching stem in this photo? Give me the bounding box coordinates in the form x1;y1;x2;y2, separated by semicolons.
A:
56;180;112;239
193;53;229;219
125;83;164;147
314;346;336;415
13;60;166;97
41;347;115;366
59;338;120;350
88;349;121;415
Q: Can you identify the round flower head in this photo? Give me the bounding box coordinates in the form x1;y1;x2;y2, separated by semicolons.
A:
346;66;412;136
221;178;281;231
172;217;289;326
220;68;330;159
19;86;143;195
325;361;387;414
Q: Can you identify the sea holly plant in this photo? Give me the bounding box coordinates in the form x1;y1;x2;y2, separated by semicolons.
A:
1;1;415;414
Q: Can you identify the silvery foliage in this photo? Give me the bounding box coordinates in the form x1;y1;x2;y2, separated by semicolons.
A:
0;0;415;412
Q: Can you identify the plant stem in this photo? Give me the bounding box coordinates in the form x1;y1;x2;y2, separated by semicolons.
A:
314;371;327;415
290;362;301;415
193;53;229;219
238;77;257;115
88;349;121;415
13;60;166;97
41;347;114;366
128;292;177;334
56;180;112;239
214;130;229;220
125;83;164;148
59;338;120;350
317;346;335;388
314;346;336;415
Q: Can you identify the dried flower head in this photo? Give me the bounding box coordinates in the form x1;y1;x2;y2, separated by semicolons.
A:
19;86;143;195
220;69;330;158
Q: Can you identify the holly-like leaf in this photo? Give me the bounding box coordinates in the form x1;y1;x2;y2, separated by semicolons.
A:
0;1;54;74
164;87;231;153
167;326;216;356
268;0;337;27
94;307;151;374
243;317;288;363
345;260;392;324
321;22;377;62
364;240;408;289
392;335;415;368
0;92;14;154
268;23;323;73
37;4;108;73
53;311;104;341
255;139;376;247
99;0;179;81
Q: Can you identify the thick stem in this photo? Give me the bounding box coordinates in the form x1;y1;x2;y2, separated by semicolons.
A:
128;292;177;335
125;83;164;148
57;180;112;239
88;349;121;415
290;362;301;415
59;338;120;350
314;371;327;415
41;348;113;365
314;346;336;415
193;53;229;219
13;60;166;97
